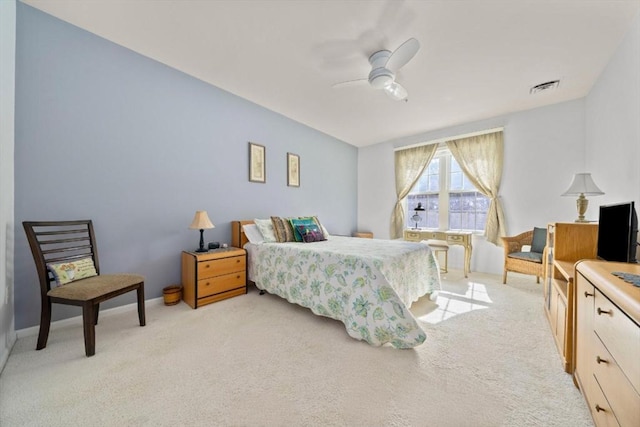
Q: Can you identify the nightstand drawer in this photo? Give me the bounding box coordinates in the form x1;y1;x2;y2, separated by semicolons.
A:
198;256;246;279
198;271;246;298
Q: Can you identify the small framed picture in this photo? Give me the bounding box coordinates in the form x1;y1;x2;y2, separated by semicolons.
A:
248;142;266;183
287;152;300;187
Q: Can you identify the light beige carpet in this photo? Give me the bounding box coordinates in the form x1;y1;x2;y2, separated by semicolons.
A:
0;271;593;426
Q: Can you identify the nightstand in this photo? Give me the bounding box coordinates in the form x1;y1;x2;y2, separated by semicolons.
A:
181;247;247;309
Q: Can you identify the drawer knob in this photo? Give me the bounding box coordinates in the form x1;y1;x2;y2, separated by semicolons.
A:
596;356;608;364
595;404;606;413
596;307;612;316
584;291;594;298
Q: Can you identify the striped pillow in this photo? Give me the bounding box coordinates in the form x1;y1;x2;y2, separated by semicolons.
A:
271;216;296;242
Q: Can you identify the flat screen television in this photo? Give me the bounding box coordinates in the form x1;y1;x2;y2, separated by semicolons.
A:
596;201;638;263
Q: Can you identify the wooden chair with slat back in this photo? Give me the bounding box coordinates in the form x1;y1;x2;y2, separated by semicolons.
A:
23;220;146;357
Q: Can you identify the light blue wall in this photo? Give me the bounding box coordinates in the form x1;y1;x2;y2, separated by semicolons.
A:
14;3;357;329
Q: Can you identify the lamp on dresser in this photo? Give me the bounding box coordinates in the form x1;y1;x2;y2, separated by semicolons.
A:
561;173;604;222
189;210;215;252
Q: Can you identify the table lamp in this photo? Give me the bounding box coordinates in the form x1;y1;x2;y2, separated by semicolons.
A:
411;202;425;229
561;173;604;222
189;210;215;252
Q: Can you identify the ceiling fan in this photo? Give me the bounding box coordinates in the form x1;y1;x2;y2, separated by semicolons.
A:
333;38;420;101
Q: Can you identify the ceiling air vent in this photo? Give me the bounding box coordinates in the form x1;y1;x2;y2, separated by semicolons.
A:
530;80;560;94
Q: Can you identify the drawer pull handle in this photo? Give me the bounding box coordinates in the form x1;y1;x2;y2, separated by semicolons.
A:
595;404;606;413
596;356;608;364
584;291;594;298
596;307;612;316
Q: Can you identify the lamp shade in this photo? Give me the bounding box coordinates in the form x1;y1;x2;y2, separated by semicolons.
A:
561;173;604;196
189;211;215;230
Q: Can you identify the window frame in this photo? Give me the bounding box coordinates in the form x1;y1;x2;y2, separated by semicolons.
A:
406;144;488;232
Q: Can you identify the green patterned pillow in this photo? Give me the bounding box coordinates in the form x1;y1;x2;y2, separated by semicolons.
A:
295;223;326;243
290;217;318;242
47;257;97;286
312;216;330;237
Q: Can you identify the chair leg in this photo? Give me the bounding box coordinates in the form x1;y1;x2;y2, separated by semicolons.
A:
137;283;146;327
36;297;52;350
536;276;540;284
502;270;507;284
82;303;96;357
94;303;100;325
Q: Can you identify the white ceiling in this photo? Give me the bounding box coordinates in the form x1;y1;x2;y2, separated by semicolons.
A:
22;0;640;147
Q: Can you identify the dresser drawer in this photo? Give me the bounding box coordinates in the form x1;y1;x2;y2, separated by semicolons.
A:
198;271;246;298
594;289;640;395
446;234;464;243
590;377;621;427
198;255;246;279
404;231;421;241
592;334;640;427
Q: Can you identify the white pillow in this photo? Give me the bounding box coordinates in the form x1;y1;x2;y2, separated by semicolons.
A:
254;218;277;242
243;224;264;244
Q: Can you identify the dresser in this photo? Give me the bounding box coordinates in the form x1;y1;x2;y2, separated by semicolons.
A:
544;222;598;373
403;229;472;277
574;260;640;427
181;247;247;309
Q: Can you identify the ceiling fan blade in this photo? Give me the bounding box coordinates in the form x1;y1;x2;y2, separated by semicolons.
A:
385;38;420;72
384;81;408;101
332;78;369;89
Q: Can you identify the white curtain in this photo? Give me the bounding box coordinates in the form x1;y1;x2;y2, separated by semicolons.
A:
446;131;506;245
390;144;438;239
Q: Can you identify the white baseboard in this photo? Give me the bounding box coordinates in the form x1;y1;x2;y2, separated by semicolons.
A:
0;330;16;375
16;297;164;339
1;312;17;374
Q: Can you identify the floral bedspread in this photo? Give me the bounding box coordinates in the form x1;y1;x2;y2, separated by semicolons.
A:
245;236;441;349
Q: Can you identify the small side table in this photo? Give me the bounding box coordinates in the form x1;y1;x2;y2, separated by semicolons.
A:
181;247;247;309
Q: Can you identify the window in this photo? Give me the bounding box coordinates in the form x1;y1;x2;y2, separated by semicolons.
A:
406;147;489;231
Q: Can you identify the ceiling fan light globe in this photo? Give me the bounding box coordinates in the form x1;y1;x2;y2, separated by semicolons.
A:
384;82;408;101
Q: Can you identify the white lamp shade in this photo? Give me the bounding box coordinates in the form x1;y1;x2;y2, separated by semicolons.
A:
561;173;604;196
189;211;215;230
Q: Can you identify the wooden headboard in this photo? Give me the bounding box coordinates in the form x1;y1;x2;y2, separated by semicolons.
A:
231;220;254;249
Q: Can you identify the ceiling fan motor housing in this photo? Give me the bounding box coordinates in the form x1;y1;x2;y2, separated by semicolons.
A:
369;68;395;89
368;50;394;89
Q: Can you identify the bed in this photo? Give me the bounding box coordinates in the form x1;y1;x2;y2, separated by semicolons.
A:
231;220;441;349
